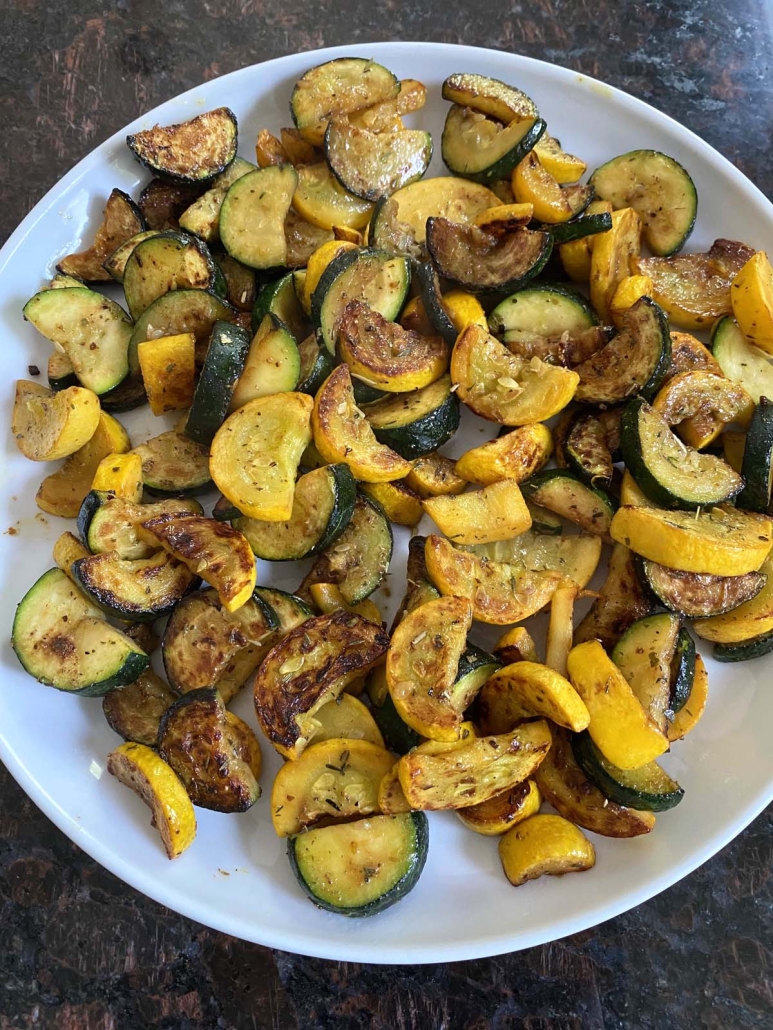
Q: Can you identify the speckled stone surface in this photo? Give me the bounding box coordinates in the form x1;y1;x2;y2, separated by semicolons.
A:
1;2;773;1027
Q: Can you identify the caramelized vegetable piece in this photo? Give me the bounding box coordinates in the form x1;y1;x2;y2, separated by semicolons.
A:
668;652;709;741
137;333;196;415
426;218;551;294
478;661;590;734
13;380;100;462
652;369;752;449
566;640;668;768
58;188;145;282
422;481;532;545
494;626;539;665
312;365;412;482
127;107;238;183
512;152;593;224
499;814;596;886
291;58;400;145
107;742;196;858
454;423;553;485
386;596;473;742
91;452;143;502
310;692;385;747
102;670;177;746
534;726;656;837
457;780;541;836
590;207;642;322
731;251;773;353
254;610;389;759
158;688;261;812
139;513;256;613
398;720;552;810
574;542;657;649
406;453;467;498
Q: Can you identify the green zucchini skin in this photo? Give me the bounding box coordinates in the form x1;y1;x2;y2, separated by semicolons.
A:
123;231;221;320
126;107;238;184
571;731;684;812
99;373;147;413
185;320;251;445
612;612;680;730
670;627;695;714
363;375;460;460
128;289;236;375
297;335;335;396
252;271;310;339
737;398;773;512
47;352;79;392
714;629;773;662
589;149;697;256
234;464;357;561
564;409;620;487
287;811;429;917
311;247;412;355
620;396;743;510
488;282;597;339
72;552;199;623
520;468;617;536
251;587;313;633
441;107;546;184
369;691;420;755
415;261;457;345
634;556;766;619
11;568;149;696
545;212;613;244
351;380;386;406
212;494;242;522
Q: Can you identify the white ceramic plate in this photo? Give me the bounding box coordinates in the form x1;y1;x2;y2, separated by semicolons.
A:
1;42;772;964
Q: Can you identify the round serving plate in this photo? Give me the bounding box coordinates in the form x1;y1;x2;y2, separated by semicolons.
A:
1;42;771;964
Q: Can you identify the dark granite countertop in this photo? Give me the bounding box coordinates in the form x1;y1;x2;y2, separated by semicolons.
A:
1;2;773;1027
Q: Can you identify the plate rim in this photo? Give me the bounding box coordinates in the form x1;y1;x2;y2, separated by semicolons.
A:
1;39;771;963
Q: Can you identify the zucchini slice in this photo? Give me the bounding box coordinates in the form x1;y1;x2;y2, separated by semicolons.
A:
693;554;773;643
251;586;312;634
284;209;336;269
451;324;579;425
325;119;432;200
102;670;177;747
219;165;298;270
252;271;310;340
312;365;412;482
572;731;683;812
178;156;256;242
291;58;400;146
367;196;425;261
426;218;551;294
73;550;197;622
99;373;147;414
610;504;773;577
564;407;621;486
133;430;212;496
123;232;221;319
128;288;235;373
575;542;658;649
611;613;681;733
521;469;616;538
12;568;148;695
211;392;312;521
337;300;449;392
297;334;335;395
633;239;754;332
713;629;773;663
138;178;205;232
254;610;389;758
293;162;374;232
78;492;203;559
58;188;145;283
590;150;697;256
547;211;612;245
229;314;300;411
414;262;457;345
442;73;538;123
712;316;773;404
163;588;278;703
573;296;671;404
299;492;393;605
488;283;597;343
23;287;132;395
441;105;545;184
185;320;251;445
362;375;460;460
671;627;696;714
387;176;500;246
158;688;261;812
312;247;411;355
621;397;743;510
288;811;428;917
127;107;238;183
212;494;241;522
637;557;765;619
535;725;655;838
233;464;356;561
738;398;773;512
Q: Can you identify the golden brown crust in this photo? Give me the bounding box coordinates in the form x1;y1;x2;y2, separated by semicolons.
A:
58;189;144;282
127;107;238;182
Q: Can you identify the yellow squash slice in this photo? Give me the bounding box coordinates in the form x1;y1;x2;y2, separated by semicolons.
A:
359;480;423;528
652;369;752;449
423;480;531;545
378;724;477;815
91;451;143;501
388;176;500;245
107;742;196;859
210;392;312;521
13;380;100;462
590;207;642;322
312;365;412;482
668;652;709;741
693;555;773;643
559;199;613;282
140;514;255;613
271;737;395;837
36;411;131;518
451;324;579;425
731;251;773;353
494;626;539;664
53;531;90;580
309;693;385;748
566;640;668;769
137;332;196;415
424;534;563;625
398;720;552;811
386;595;473;741
610;504;773;576
499;813;596;887
534;134;587;183
609;274;654;327
454;423;553;485
512;151;592;224
457;779;541;836
406;453;467;497
545;584;577;678
478;660;590;734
